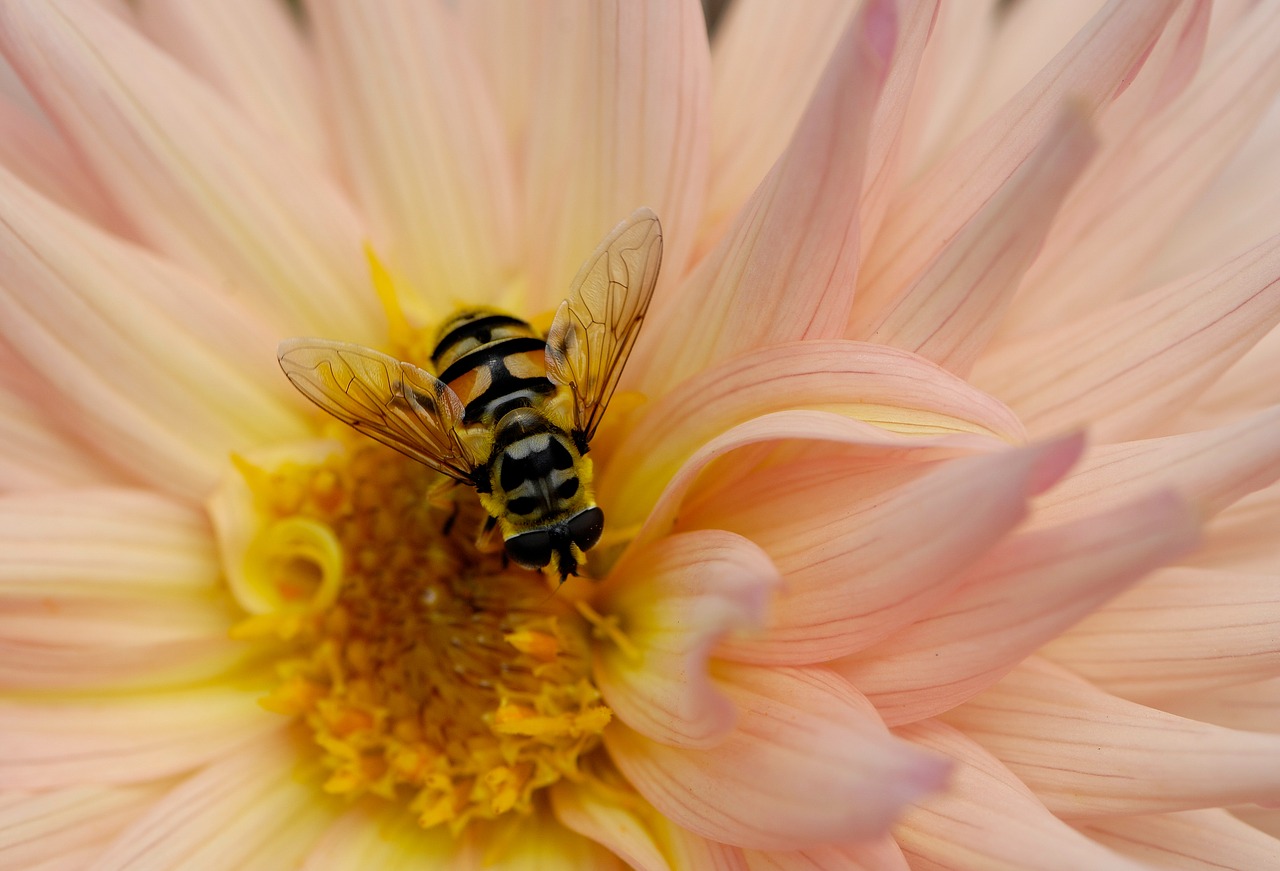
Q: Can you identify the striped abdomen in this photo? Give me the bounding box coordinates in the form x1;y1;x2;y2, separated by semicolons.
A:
431;309;557;427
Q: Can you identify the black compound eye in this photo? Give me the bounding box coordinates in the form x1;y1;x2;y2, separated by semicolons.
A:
505;530;552;569
566;507;605;552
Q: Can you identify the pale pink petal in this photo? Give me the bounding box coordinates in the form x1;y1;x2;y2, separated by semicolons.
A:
135;0;331;171
0;686;282;789
1175;310;1280;432
300;804;459;871
454;3;541;153
855;0;1177;321
0;93;125;232
894;719;1150;871
1004;0;1280;336
1161;677;1280;735
743;838;907;871
835;490;1199;726
600;339;1025;534
594;530;778;749
604;664;949;851
309;0;517;321
1189;474;1280;574
686;435;1083;665
0;168;310;498
0;488;219;597
521;0;708;314
1233;806;1280;840
942;657;1280;817
636;1;890;396
853;107;1097;377
974;232;1280;446
1041;566;1280;702
0;0;381;340
0;783;163;871
94;732;334;871
700;0;856;252
1033;404;1280;526
1077;808;1280;870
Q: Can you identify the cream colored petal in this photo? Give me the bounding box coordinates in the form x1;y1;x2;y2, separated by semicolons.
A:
975;233;1280;443
551;778;679;871
0;93;125;232
854;107;1097;376
0;783;164;871
1041;566;1280;702
309;0;516;322
595;530;779;749
1162;677;1280;735
485;814;629;871
835;491;1198;726
0;0;380;341
1004;1;1280;337
454;2;540;153
0;488;218;597
0;686;282;790
1076;808;1280;870
1033;404;1280;526
135;0;331;172
522;0;709;313
893;719;1150;871
300;803;458;871
743;838;908;871
700;0;857;252
689;435;1084;666
604;664;949;851
855;0;1177;322
94;731;334;871
0;168;310;498
637;1;889;396
601;339;1025;533
942;657;1280;817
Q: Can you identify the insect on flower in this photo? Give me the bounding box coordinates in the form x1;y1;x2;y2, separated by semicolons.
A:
278;208;662;582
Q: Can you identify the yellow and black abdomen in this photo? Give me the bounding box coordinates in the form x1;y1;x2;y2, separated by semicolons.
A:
431;309;557;428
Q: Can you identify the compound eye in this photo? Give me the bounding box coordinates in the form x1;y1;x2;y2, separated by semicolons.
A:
566;507;605;552
504;530;552;569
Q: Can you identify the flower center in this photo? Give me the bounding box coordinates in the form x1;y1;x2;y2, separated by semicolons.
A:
225;437;611;832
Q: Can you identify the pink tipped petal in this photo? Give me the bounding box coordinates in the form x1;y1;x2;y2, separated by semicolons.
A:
894;719;1151;871
601;340;1025;532
638;1;890;395
743;838;908;871
1076;808;1280;870
701;0;857;250
835;490;1200;726
605;664;950;851
0;784;164;871
1005;1;1280;336
523;0;709;311
135;0;330;171
855;107;1098;377
693;435;1084;665
0;169;310;498
974;233;1280;443
1041;566;1280;702
855;0;1176;322
0;488;219;597
0;686;282;790
1034;404;1280;527
595;531;780;748
942;657;1280;817
0;0;381;340
94;732;335;871
309;0;517;320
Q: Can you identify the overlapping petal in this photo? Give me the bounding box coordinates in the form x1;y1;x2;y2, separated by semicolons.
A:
0;783;165;871
1076;808;1280;870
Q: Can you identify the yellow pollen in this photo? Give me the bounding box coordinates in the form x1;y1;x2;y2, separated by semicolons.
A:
231;435;612;833
575;600;641;663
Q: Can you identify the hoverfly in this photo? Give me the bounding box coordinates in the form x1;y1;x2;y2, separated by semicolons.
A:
278;208;662;582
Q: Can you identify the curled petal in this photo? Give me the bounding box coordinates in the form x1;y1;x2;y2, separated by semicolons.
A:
1041;566;1280;702
942;657;1280;817
596;531;780;748
605;664;950;851
835;490;1199;725
894;720;1150;871
689;434;1084;665
1076;808;1280;870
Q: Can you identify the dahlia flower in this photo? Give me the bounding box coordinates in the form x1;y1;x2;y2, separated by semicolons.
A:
2;0;1280;869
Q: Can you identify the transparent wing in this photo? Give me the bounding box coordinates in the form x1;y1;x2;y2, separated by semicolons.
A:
277;338;478;482
545;207;663;444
